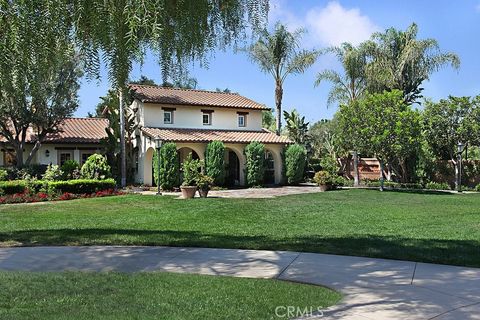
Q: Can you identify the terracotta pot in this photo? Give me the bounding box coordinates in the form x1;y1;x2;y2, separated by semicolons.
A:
180;186;197;199
318;184;329;192
198;189;209;198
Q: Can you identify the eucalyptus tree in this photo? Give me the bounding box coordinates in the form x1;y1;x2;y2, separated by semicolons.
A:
363;23;460;104
72;0;269;187
315;42;367;185
247;23;319;135
0;0;82;168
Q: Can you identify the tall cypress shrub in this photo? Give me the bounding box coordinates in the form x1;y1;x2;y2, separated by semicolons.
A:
244;141;265;186
205;141;225;186
153;142;179;190
285;144;307;185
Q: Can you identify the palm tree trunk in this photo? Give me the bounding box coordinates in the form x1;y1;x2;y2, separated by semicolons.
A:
275;81;283;136
119;88;126;188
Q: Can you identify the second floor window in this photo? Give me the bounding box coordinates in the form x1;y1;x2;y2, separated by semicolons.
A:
164;110;173;124
202;113;211;125
238;114;246;127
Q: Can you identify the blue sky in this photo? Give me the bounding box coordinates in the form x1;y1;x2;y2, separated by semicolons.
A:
77;0;480;124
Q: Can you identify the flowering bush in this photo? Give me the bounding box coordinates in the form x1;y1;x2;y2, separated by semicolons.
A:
0;188;124;205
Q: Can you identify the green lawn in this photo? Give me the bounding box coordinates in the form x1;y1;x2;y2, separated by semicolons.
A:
0;272;340;319
1;189;479;266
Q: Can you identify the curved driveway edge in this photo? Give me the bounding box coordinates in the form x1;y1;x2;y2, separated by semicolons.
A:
0;246;479;319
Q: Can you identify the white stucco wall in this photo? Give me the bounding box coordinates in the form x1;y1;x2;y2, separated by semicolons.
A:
141;102;263;131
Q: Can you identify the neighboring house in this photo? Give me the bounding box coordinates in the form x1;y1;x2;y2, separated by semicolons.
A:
130;84;290;186
0;118;108;168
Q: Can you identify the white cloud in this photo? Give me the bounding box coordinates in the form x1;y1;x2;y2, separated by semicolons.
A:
268;0;303;31
306;1;379;46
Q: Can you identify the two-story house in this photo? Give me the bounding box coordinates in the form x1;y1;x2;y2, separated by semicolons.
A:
0;85;290;187
130;84;290;186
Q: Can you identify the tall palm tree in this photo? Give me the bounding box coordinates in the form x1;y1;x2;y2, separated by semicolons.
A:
247;23;319;135
363;23;460;104
315;43;367;106
315;43;367;186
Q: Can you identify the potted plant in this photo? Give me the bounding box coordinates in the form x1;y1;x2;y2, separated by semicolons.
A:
197;174;214;198
180;154;201;199
313;170;333;192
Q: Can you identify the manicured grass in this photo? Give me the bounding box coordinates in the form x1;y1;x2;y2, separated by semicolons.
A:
0;272;340;320
1;189;479;266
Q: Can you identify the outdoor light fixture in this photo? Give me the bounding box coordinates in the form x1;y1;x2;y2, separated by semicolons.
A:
456;142;465;193
45;149;50;158
154;137;162;195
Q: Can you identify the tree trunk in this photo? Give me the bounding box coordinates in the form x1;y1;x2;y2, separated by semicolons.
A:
275;81;283;136
24;140;42;166
119;88;126;188
14;144;24;168
379;159;385;192
353;150;360;187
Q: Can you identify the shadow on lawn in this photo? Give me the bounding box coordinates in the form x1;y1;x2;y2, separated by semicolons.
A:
1;229;479;268
359;188;456;196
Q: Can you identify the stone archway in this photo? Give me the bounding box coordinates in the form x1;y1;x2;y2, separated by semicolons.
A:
143;147;155;186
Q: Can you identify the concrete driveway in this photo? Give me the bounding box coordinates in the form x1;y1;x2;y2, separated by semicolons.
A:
0;246;479;319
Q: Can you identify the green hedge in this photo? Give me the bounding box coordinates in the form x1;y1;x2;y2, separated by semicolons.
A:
205;141;225;186
49;179;116;194
0;180;27;195
0;179;116;196
285;144;306;185
244;141;265;187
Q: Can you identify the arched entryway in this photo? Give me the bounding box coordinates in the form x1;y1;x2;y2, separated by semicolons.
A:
264;150;275;185
143;147;155;186
225;149;240;186
177;147;200;163
265;147;283;185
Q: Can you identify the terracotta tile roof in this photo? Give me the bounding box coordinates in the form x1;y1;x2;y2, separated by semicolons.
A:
129;84;270;110
0;118;108;144
141;127;291;144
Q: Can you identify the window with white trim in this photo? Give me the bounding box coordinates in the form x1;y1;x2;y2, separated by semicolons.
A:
238;114;246;127
164;110;173;124
202;113;211;125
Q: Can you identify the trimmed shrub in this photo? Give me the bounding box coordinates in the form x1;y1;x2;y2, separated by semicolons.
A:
43;164;63;181
244;141;265;187
61;160;80;180
313;171;333;186
0;169;7;181
153;142;180;190
205;141;225;186
426;181;451;190
285;144;306;185
0;180;26;195
181;153;202;186
320;156;339;176
48;179;116;194
81;154;111;180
